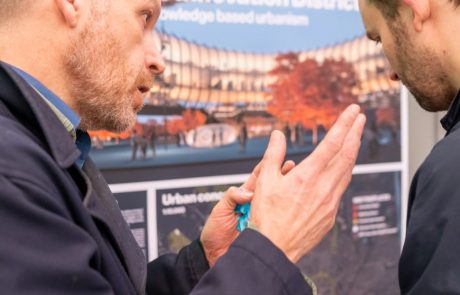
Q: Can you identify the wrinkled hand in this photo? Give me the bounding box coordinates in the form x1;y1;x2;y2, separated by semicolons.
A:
250;104;366;263
200;161;295;267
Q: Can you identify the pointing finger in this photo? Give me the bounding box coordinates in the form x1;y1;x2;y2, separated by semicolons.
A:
296;104;361;174
259;130;286;180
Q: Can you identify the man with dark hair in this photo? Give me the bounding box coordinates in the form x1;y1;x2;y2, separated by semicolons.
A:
0;0;366;294
358;0;460;293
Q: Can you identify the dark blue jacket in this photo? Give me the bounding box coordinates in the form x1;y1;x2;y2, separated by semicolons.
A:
0;62;311;295
399;90;460;294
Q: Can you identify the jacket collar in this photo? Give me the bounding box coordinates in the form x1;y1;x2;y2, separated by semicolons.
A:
441;89;460;134
10;64;81;129
1;63;147;293
81;159;147;294
0;61;80;168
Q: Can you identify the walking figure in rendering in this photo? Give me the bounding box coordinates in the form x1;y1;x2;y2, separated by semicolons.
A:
239;122;248;152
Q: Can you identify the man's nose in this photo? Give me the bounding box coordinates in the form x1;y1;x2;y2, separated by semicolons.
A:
145;35;165;75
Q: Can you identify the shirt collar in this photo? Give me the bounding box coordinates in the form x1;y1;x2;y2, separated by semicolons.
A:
10;65;81;129
0;62;81;168
440;89;460;133
75;129;92;168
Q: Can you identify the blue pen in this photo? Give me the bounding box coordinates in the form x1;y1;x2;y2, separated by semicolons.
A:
235;203;251;232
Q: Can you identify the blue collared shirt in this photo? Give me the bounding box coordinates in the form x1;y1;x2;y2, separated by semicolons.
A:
11;65;91;168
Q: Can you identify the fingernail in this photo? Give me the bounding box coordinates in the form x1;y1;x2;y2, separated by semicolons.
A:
270;131;276;141
349;104;360;115
271;130;282;141
239;187;254;198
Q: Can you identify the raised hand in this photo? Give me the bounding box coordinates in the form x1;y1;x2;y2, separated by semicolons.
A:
250;104;366;263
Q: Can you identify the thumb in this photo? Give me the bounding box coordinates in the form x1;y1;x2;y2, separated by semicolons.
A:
260;130;286;180
218;186;254;211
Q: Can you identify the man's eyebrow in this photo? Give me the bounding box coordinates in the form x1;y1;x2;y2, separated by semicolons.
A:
141;0;160;11
141;0;161;20
149;0;161;10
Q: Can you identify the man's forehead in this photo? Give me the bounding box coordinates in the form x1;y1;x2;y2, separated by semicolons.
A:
358;0;378;26
357;0;383;41
131;0;161;10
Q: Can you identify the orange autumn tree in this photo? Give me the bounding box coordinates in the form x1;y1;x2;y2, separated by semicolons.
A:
165;118;185;135
181;109;206;131
88;129;131;142
164;109;207;135
268;53;358;144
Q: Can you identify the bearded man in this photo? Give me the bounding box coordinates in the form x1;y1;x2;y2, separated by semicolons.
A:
0;0;365;294
358;0;460;293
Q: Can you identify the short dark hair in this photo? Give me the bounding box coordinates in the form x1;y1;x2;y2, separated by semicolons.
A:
367;0;460;20
366;0;400;19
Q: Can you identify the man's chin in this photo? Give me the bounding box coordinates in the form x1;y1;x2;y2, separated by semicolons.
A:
415;95;450;112
110;118;137;133
80;115;136;133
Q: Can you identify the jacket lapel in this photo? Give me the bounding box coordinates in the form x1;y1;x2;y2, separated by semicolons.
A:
82;158;147;294
0;61;146;294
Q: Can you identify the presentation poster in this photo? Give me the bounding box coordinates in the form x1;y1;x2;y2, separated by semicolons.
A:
110;169;401;294
114;191;150;259
90;0;401;170
156;183;239;255
95;1;407;293
299;171;401;294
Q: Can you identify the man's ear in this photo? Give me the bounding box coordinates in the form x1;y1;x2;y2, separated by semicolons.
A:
403;0;431;32
55;0;81;28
